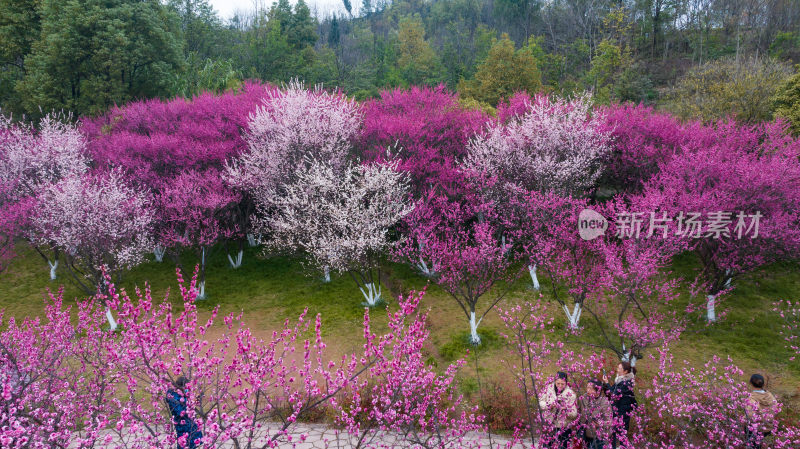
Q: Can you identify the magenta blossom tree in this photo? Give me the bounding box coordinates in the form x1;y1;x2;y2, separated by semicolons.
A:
29;170;154;328
258;159;411;305
359;85;487;197
400;192;521;344
156;169;240;299
0;113;89;279
590;236;684;365
83;81;272;263
464;92;610;198
636;120;800;322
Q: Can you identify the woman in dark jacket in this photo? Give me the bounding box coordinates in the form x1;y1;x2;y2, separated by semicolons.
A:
602;362;637;448
166;376;203;449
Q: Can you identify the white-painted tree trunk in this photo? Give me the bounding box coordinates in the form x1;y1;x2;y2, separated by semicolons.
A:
153;245;165;263
48;259;58;280
416;257;436;277
247;233;258;247
322;266;331;283
196;281;206;300
707;294;716;322
621;345;637;366
528;264;540;290
469;311;482;345
227;250;243;269
562;303;583;329
359;282;382;306
106;307;118;332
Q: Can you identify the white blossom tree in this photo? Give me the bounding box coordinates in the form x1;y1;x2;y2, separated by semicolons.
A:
464;93;610;289
464;93;610;197
258;159;411;306
225;80;363;197
29;170;154;329
0;113;89;279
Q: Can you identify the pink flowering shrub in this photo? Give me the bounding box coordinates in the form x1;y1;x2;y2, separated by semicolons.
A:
0;271;481;448
333;289;484;448
630;349;800;448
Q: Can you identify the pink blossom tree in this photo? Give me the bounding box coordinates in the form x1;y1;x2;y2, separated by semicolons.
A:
333;289;484;448
589;235;684;365
517;194;606;329
156;170;240;299
636;120;800;322
2;269;480;448
258;159;411;305
0;289;123;448
400;192;521;344
498;300;611;447
29;170;154;328
0;113;89;279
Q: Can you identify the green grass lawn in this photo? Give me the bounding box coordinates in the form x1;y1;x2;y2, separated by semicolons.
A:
2;243;798;419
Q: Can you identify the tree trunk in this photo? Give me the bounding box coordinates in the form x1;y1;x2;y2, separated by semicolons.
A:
322;266;331;283
706;294;716;322
528;264;540;290
562;303;582;329
197;247;207;300
154;245;165;263
48;259;58;280
106;307;118;331
247;233;258;247
469;310;482;345
227;249;243;269
359;282;382;306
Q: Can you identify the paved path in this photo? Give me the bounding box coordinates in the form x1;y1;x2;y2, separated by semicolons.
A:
74;424;529;448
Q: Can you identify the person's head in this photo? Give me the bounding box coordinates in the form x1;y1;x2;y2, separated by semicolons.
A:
749;374;765;390
617;362;636;377
555;371;568;392
174;376;189;391
586;380;603;398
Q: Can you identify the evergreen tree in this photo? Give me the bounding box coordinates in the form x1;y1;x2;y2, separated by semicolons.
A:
16;0;184;118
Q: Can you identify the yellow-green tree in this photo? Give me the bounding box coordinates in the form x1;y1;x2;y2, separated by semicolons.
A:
397;15;442;86
665;56;791;124
586;39;624;104
458;33;542;107
773;68;800;135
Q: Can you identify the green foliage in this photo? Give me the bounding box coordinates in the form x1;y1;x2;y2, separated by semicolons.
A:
396;15;442;86
665;56;792;123
15;0;184;119
773;68;800;135
171;53;241;98
458;33;542;106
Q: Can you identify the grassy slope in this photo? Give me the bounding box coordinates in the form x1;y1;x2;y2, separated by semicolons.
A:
2;243;798;417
